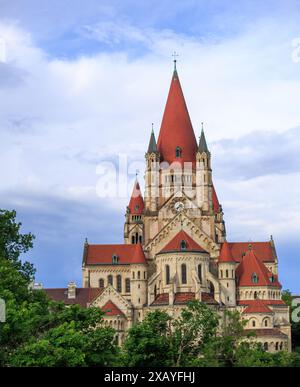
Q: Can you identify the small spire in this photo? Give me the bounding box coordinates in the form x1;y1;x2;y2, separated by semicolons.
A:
85;237;88;245
147;126;158;153
172;51;179;76
198;123;209;153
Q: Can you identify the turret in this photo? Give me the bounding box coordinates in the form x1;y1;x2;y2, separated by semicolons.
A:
145;127;160;212
218;241;236;306
196;124;212;212
124;179;145;245
129;244;148;319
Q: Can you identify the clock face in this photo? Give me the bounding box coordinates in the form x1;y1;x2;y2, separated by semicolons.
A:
174;201;184;212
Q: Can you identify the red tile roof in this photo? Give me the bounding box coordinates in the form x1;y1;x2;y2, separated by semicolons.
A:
151;292;218;306
101;300;124;316
236;248;281;288
128;180;144;215
243;328;287;338
157;70;198;166
242;299;273;314
212;184;220;213
237;299;286;306
160;230;207;253
174;292;195;304
228;242;275;263
219;241;235;263
44;288;103;308
85;243;147;265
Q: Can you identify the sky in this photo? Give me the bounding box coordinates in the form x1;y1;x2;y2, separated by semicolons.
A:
0;0;300;292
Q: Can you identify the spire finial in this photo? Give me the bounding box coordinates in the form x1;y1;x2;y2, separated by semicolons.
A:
201;122;204;132
172;51;179;71
135;169;139;179
151;122;154;133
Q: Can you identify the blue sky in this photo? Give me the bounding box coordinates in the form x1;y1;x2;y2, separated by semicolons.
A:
0;0;300;292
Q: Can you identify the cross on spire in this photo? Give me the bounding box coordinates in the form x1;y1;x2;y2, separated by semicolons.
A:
172;51;179;71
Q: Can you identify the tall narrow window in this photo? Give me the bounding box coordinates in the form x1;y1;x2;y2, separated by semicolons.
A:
132;235;135;244
252;273;259;284
154;285;157;299
226;269;229;278
198;264;202;283
181;264;187;284
99;278;104;289
117;275;122;293
125;278;130;293
175;146;182;158
108;275;113;286
180;240;187;251
139;235;142;243
138;271;140;279
166;265;170;284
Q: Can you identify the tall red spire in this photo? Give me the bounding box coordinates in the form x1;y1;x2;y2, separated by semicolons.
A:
128;180;144;215
157;68;198;165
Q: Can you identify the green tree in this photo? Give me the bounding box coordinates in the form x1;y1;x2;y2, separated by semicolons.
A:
122;310;172;366
0;208;120;367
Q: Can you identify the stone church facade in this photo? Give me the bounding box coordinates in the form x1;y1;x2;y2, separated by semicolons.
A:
45;65;291;352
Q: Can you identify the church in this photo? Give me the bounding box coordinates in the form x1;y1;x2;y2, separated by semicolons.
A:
45;63;291;353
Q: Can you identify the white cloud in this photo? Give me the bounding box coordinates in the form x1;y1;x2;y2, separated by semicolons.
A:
1;18;300;246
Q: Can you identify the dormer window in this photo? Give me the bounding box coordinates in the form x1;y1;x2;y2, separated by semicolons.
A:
252;272;259;284
134;205;139;212
180;240;187;251
175;146;182;158
112;254;119;264
270;275;275;283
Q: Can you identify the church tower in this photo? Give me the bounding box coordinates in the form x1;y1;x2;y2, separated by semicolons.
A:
124;179;145;245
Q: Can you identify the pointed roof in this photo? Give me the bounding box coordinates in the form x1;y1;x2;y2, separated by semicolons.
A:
243;299;273;314
198;128;209;153
147;129;158;153
219;241;235;263
85;243;147;265
102;300;125;316
212;184;220;213
236;247;281;288
160;230;207;253
128;180;144;215
157;69;198;165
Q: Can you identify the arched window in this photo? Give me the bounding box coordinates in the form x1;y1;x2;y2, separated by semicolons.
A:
132;271;135;279
99;278;104;289
252;320;256;327
181;264;187;284
198;264;202;283
175;146;182;158
112;254;118;264
154;285;157;299
264;319;268;327
275;342;279;351
166;265;170;284
108;275;113;286
220;270;223;278
139;235;142;244
138;271;140;279
226;269;229;278
263;342;268;351
254;291;258;299
180;240;187;251
252;273;259;284
135;232;138;244
125;278;130;293
117;275;122;293
132;235;135;244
